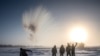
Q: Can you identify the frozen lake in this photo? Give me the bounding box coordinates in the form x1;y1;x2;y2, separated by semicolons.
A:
0;47;100;56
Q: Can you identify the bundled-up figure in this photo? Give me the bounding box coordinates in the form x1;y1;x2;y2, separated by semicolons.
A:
71;43;77;56
52;45;57;56
66;43;71;56
59;45;65;56
20;48;32;56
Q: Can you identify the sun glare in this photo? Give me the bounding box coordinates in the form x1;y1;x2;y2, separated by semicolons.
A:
69;27;88;42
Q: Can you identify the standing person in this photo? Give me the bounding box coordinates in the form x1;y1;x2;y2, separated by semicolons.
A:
71;43;77;56
66;43;71;56
59;45;65;56
52;45;57;56
20;48;32;56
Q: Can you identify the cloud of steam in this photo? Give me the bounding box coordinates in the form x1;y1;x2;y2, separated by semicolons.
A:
22;6;77;46
22;6;51;41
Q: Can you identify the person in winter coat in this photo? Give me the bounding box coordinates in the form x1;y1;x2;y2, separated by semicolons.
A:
52;45;57;56
71;43;77;56
66;43;71;56
20;48;32;56
59;45;65;56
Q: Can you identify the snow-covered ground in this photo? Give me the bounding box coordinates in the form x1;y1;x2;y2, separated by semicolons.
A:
0;47;100;56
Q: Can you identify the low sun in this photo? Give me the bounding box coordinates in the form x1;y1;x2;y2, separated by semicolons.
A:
69;27;88;43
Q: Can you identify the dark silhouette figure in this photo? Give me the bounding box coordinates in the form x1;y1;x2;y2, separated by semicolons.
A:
59;45;65;56
52;45;57;56
66;43;71;56
71;43;77;56
20;48;32;56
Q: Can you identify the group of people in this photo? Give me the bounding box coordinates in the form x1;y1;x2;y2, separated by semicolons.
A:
52;43;77;56
20;43;77;56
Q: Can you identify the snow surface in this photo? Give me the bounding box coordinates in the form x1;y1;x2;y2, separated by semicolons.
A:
0;47;100;56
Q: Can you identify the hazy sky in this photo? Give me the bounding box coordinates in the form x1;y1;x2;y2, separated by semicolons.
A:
0;0;100;47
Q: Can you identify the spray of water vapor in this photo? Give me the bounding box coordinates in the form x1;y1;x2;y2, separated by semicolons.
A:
22;6;51;42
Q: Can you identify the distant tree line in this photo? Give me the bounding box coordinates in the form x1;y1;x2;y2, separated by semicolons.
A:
0;44;26;47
